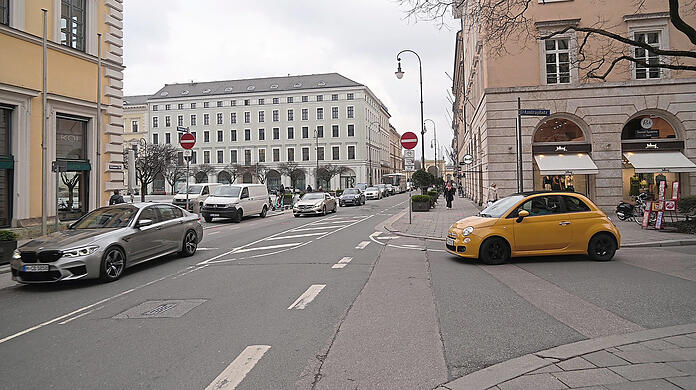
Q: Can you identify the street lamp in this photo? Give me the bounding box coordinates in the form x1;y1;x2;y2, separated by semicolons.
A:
368;121;380;186
424;119;437;177
314;128;320;189
395;49;425;170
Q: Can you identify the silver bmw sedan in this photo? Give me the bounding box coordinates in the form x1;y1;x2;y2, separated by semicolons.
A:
10;203;203;283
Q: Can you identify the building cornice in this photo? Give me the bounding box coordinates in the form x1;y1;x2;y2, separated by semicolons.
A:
624;12;670;22
0;24;125;72
147;84;367;102
534;18;581;30
0;82;41;97
484;77;696;95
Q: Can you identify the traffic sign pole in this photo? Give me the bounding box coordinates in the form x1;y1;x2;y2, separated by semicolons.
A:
179;131;196;212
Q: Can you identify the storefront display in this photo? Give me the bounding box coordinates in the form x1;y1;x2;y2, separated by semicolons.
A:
0;106;13;227
56;115;90;220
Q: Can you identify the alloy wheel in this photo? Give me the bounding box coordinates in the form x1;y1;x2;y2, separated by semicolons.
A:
102;248;125;281
184;231;197;256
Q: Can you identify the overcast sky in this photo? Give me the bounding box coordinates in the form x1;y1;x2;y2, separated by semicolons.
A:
122;0;457;162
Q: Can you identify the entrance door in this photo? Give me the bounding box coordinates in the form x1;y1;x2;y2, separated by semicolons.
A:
511;195;571;251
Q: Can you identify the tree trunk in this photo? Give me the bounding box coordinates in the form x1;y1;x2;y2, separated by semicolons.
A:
140;184;147;202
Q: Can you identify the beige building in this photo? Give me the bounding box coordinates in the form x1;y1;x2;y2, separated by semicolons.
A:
122;95;149;191
453;0;696;210
388;124;403;173
1;0;124;228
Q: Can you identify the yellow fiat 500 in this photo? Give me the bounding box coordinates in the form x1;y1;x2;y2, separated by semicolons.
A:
446;192;621;264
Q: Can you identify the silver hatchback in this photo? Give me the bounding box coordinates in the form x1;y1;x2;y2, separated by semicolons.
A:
11;203;203;283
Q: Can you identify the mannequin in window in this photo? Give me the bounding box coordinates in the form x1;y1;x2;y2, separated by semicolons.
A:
552;176;562;191
543;176;552;191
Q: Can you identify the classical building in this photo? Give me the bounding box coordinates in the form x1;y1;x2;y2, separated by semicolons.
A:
122;95;149;191
452;0;696;210
0;0;124;228
389;124;403;173
147;73;391;191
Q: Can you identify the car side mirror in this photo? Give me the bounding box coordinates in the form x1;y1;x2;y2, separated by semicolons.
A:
516;210;530;223
241;193;248;199
137;219;154;228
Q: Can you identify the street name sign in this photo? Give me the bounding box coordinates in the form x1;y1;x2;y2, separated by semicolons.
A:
518;109;550;116
180;133;196;150
400;132;418;150
176;126;189;133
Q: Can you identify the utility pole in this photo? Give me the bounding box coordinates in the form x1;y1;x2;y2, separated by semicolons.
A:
314;128;320;189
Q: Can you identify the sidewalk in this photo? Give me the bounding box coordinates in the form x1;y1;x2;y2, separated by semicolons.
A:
438;323;696;390
385;195;696;247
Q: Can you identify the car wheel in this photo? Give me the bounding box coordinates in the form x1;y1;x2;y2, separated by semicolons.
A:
333;203;337;213
100;247;125;282
294;213;300;218
203;215;212;223
180;230;198;257
260;205;268;218
322;206;327;216
235;209;243;223
588;233;616;261
479;237;509;265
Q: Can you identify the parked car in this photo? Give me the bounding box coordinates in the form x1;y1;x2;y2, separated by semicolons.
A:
376;184;389;197
446;191;621;265
364;186;381;200
294;192;337;217
172;183;221;210
339;188;365;206
10;203;203;283
355;183;368;192
201;184;269;222
385;184;395;195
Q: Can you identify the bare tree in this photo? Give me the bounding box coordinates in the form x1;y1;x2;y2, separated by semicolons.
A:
315;164;349;190
191;163;216;183
162;159;186;194
400;0;696;80
222;163;244;183
254;163;270;184
135;143;177;201
277;162;306;189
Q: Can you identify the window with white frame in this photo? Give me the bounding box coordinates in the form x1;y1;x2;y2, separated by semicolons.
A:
131;120;138;132
287;148;295;162
244;112;250;124
331;107;339;119
230;112;236;124
165;116;171;127
258;149;266;163
217;150;224;163
301;108;308;121
544;38;571;84
332;125;339;137
272;127;280;140
230;149;238;163
204;150;210;164
317;147;324;160
302;147;310;161
347;145;355;160
347;124;355;137
61;0;86;51
217;130;223;142
152;117;159;128
178;115;184;127
217;113;223;125
259;110;265;123
272;110;279;122
332;146;340;160
287;109;294;121
230;130;237;141
273;148;280;162
190;114;197;126
317;107;324;120
634;31;662;79
204;113;210;125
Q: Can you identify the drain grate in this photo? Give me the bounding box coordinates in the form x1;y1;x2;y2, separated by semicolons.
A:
113;299;207;319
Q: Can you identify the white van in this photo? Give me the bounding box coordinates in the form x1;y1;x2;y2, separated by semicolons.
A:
172;183;221;210
201;184;269;223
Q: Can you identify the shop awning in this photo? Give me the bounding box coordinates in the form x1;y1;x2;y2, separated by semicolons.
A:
623;151;696;173
534;153;599;175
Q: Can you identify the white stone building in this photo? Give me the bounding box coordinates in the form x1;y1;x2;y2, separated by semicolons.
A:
146;73;391;192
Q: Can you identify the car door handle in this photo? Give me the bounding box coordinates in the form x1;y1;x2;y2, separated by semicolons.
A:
559;221;571;226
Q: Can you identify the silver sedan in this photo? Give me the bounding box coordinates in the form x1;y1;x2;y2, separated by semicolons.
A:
10;203;203;283
293;192;337;217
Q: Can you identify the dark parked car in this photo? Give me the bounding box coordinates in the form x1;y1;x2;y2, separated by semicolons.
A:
339;188;365;206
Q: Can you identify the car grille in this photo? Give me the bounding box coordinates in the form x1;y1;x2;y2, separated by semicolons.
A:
447;233;457;240
20;251;63;263
299;205;312;210
18;270;62;282
446;243;456;251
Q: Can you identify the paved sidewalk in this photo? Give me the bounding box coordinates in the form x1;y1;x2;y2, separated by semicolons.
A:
385;194;696;247
438;323;696;390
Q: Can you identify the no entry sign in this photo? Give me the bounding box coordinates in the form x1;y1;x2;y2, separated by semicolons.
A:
180;132;196;150
400;132;418;150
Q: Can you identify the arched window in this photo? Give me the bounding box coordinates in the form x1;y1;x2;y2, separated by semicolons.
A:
266;170;281;190
194;172;208;183
534;118;585;143
242;172;253;183
622;115;676;140
217;171;232;184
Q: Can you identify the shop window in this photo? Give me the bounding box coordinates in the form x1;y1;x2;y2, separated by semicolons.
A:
534;118;585;142
621;115;676;140
0;106;12;227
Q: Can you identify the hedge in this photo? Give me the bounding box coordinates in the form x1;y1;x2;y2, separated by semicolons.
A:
679;195;696;215
411;195;430;203
0;230;18;241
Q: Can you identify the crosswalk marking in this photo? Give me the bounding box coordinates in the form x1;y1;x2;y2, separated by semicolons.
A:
292;225;348;232
265;232;326;241
355;241;370;249
205;345;271;390
288;284;326;310
233;242;301;253
331;257;353;269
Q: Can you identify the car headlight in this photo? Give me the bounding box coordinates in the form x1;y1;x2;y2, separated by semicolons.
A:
227;203;237;208
12;249;21;260
63;245;99;258
462;226;474;236
314;202;323;207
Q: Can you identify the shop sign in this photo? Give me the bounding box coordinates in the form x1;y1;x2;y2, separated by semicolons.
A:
640;117;654;129
658;180;667;201
555;146;567;152
655;211;664;229
636;129;659;138
672;181;680;200
642;202;652;228
645;143;659;149
665;200;676;211
108;164;122;170
652;201;664;212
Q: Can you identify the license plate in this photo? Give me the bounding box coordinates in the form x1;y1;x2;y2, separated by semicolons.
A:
23;264;49;272
210;213;219;217
446;237;455;247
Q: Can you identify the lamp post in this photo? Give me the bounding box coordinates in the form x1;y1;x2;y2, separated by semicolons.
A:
424;119;437;177
314;128;320;189
395;49;425;170
368;121;380;186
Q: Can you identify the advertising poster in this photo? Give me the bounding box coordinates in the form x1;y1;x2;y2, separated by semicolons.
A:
672;181;680;201
642;202;652;228
658;180;666;200
656;211;664;230
652;201;664;212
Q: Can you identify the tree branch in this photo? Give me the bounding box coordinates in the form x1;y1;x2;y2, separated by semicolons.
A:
670;0;696;44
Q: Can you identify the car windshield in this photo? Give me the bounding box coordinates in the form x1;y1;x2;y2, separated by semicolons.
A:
479;195;525;218
302;193;325;200
71;206;137;229
366;187;378;191
212;186;241;197
178;185;202;194
343;189;359;195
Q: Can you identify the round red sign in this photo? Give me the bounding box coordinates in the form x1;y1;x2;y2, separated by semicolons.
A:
180;133;196;150
400;131;418;150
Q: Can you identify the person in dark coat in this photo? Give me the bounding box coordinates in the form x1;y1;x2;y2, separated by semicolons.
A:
109;189;125;205
306;185;313;192
444;181;455;209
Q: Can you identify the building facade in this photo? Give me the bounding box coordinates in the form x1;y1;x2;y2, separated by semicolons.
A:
147;73;391;192
453;0;696;210
388;124;403;173
122;95;148;192
0;0;124;228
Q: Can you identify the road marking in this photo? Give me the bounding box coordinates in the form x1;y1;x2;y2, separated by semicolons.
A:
58;307;100;325
377;236;399;240
208;231;221;235
355;241;370;249
234;242;302;254
205;345;271;390
288;284;326;310
372;231;382;237
332;257;353;269
265;232;326;240
197;248;218;251
292;225;348;232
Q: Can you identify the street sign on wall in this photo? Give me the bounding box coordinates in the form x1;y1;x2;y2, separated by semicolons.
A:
180;133;196;150
518;109;550;116
400;132;418;150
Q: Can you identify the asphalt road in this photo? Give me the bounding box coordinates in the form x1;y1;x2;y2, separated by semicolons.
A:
1;193;695;389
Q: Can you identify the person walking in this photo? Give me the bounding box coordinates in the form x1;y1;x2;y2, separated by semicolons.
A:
306;184;313;193
486;183;498;207
109;189;125;205
444;181;455;209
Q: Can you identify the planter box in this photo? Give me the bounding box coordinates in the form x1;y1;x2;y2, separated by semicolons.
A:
0;240;17;265
412;201;431;212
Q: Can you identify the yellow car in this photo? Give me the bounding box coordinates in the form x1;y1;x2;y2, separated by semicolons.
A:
446;192;621;264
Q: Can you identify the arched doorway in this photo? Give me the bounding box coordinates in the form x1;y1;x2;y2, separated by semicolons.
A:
316;167;331;190
194;171;208;183
531;115;597;197
621;111;695;201
242;172;253;183
292;170;306;190
217;171;232;184
266;169;281;191
340;168;356;189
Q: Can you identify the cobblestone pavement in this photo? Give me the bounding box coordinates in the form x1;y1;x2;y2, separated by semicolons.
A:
438;324;696;390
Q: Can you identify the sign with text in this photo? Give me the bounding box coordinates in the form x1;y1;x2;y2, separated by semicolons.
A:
672;181;680;200
518;109;550;116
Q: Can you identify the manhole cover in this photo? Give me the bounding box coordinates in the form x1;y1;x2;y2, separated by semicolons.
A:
113;299;207;319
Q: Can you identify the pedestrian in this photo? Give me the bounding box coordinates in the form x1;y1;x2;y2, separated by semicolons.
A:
306;184;313;193
318;185;323;192
109;189;125;205
486;183;498;207
444;181;455;209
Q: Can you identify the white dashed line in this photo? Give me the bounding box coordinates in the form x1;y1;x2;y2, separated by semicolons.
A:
288;284;326;310
205;345;271;390
355;241;370;249
331;257;353;269
265;232;326;240
234;242;302;254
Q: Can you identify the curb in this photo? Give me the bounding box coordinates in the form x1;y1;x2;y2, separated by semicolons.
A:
382;207;446;242
437;323;696;390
